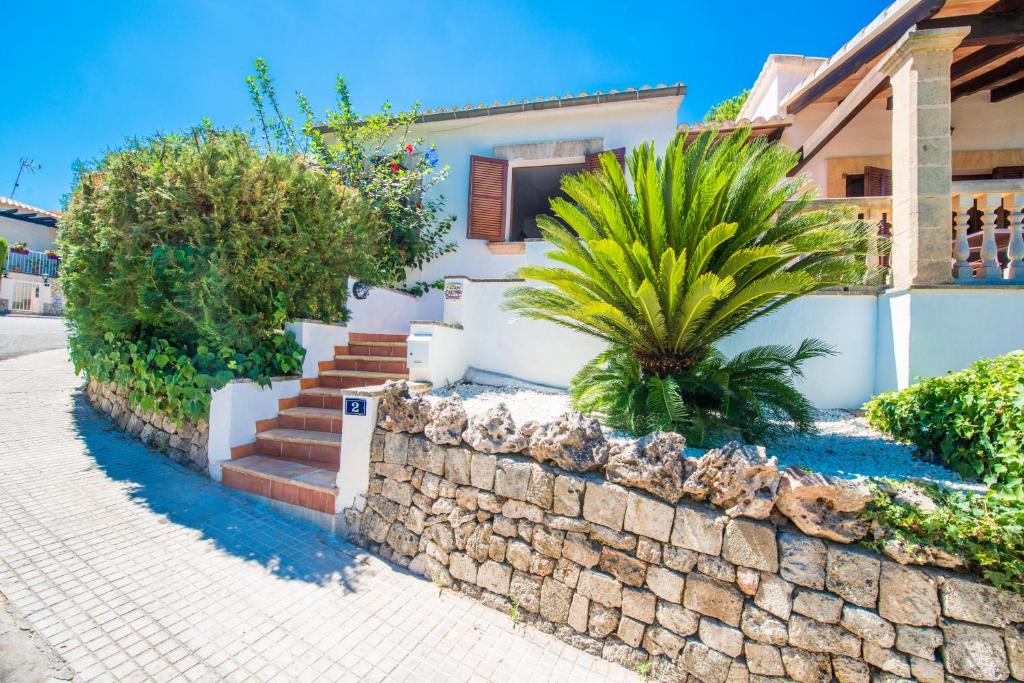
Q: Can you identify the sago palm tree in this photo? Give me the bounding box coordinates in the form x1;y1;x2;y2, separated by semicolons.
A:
503;127;873;443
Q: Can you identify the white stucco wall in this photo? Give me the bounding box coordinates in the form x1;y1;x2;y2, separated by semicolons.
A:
406;98;682;321
0;216;57;252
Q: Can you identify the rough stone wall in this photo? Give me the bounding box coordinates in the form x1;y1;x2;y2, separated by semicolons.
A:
344;428;1024;683
85;379;209;474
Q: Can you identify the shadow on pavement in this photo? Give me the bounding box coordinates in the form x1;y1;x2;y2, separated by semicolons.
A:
68;390;371;592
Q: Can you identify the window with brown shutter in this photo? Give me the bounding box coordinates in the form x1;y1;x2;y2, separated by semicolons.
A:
994;166;1024;179
864;166;892;196
584;147;626;173
467;155;509;241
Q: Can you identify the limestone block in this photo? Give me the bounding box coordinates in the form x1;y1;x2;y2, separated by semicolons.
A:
385;523;419;557
1005;623;1024;680
780;646;832;683
449;552;477;583
698;554;737;583
470;452;496;490
617;616;645;648
663;546;698;573
699;617;744;657
500;500;543;523
878;562;939;626
582;481;628;531
722;519;777;572
792;589;843;624
377;381;430;433
623;491;674;542
840;605;894;648
552;474;585;516
788;614;861;658
509;570;541;612
671;502;726;555
894;623;941;659
940;575;1024;627
643;626;686;661
775;469;871;543
656;600;699;637
942;620;1010;681
862;642;910;678
577;570;622;608
831;655;869;683
622;587;657;624
741;610;786;647
779;533;826;590
493;459;532;501
745;641;785;676
598;548;647;588
587;602;619;638
525;465;554;509
636;537;661;564
736;566;760;596
539;577;573;623
909;656;944;683
826;544;880;608
532;526;564;559
443;447;472;485
645;566;685;603
505;539;531;572
680;640;733;683
562;532;600;568
589;524;636;552
381;479;413;507
568;593;589;633
476;560;512;595
553;558;581;588
684;574;744;627
755;573;794;620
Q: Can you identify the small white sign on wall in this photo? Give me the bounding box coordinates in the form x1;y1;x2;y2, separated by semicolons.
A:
444;281;463;301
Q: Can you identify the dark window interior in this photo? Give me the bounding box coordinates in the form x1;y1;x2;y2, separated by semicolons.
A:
509;163;584;241
845;174;865;198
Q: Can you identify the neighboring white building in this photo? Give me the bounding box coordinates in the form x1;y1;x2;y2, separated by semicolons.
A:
0;196;63;314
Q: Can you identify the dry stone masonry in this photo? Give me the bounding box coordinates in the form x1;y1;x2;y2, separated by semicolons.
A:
86;379;209;473
343;382;1024;683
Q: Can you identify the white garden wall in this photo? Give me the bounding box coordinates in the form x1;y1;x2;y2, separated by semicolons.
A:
412;276;1023;410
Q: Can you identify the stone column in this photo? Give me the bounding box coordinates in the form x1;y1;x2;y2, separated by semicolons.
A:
880;27;969;289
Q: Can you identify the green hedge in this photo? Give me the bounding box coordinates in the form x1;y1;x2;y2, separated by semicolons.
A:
865;351;1024;486
61;125;378;422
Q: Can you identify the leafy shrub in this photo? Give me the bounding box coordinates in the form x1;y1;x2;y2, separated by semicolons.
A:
0;236;7;269
506;128;871;445
61;124;377;422
247;58;455;294
865;352;1024;486
704;89;750;122
862;481;1024;592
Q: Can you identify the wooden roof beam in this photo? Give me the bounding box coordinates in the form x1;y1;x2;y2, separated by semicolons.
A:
919;10;1024;47
790;68;890;175
951;44;1020;79
992;75;1024;100
952;55;1024;98
784;0;945;115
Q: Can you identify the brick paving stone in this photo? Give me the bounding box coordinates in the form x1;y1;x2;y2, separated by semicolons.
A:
0;350;636;682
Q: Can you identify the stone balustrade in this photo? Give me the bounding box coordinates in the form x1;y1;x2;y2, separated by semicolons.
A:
341;382;1024;683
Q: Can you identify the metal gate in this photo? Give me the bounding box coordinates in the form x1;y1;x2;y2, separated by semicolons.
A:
7;279;37;312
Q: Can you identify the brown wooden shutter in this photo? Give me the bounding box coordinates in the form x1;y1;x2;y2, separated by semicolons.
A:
585;147;626;173
994;166;1024;179
864;166;892;196
467;155;509;241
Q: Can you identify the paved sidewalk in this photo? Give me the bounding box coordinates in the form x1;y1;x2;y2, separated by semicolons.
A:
0;350;635;683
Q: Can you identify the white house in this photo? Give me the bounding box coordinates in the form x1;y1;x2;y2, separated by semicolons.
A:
0;196;62;314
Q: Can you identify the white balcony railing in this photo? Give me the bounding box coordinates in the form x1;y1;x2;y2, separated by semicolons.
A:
4;249;60;278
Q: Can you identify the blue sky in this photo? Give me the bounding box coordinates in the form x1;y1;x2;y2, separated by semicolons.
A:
1;0;890;210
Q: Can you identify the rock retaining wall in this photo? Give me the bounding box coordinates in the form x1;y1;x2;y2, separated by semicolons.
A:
85;379;209;473
342;383;1024;683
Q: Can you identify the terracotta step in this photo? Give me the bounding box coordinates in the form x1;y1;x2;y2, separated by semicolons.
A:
349;332;408;343
255;428;342;468
279;406;344;433
319;369;408;389
222;455;336;513
299;387;345;409
347;342;407;358
333;355;408;373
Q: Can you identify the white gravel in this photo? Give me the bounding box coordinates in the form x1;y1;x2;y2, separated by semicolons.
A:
428;383;979;491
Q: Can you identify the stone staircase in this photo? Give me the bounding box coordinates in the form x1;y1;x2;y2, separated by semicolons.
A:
220;332;409;517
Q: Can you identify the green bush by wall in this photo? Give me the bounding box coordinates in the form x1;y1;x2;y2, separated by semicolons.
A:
61;124;380;422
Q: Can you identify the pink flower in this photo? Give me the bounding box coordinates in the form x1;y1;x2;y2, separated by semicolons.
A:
405;144;414;154
389;162;400;172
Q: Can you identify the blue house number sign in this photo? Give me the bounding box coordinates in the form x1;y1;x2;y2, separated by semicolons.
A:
345;398;367;416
